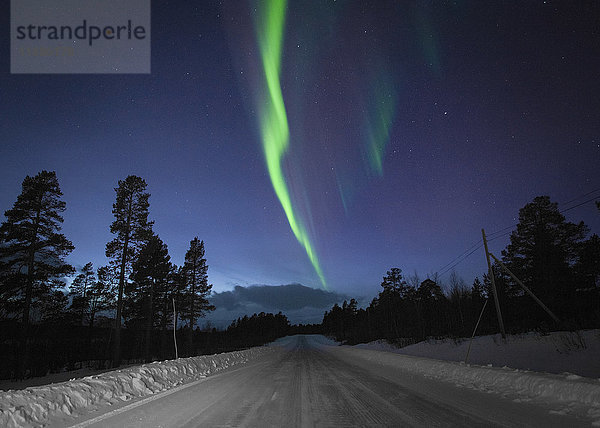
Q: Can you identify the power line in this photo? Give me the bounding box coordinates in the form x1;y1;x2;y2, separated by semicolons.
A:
488;230;512;243
436;239;482;274
484;188;599;240
560;187;600;207
560;195;600;214
486;223;517;239
438;243;482;278
433;186;599;280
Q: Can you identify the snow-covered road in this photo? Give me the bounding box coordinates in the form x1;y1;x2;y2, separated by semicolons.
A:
59;335;591;427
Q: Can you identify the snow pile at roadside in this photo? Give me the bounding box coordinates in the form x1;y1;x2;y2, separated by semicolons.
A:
341;332;600;424
354;339;400;353
354;330;600;378
0;346;273;428
335;345;600;423
345;346;600;401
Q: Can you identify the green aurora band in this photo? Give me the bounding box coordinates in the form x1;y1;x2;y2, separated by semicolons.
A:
366;73;397;176
255;0;327;289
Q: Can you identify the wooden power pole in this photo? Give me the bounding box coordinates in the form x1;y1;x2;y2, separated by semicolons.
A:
482;229;506;339
489;253;560;324
173;298;179;359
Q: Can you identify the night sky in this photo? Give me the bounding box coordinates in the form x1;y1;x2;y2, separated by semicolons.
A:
2;1;599;312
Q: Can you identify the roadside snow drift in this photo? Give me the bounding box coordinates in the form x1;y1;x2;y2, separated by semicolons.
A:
357;330;600;378
343;332;600;425
3;334;600;427
337;345;600;403
0;347;273;428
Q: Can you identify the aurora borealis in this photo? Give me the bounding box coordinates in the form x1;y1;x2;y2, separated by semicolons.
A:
254;0;326;289
250;0;401;288
1;1;599;309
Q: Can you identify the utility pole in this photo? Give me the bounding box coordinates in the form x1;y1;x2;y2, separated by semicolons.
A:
482;229;506;339
173;298;178;359
465;299;488;364
489;253;560;324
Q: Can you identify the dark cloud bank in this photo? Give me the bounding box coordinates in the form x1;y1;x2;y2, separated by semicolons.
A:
203;283;350;328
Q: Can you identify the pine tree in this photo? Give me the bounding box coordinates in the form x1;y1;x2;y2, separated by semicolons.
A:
378;268;409;339
471;277;486;300
574;234;600;290
128;234;171;362
105;175;153;367
158;264;182;359
574;203;600;290
89;265;117;329
501;196;588;306
69;262;95;325
181;238;215;354
380;268;409;296
448;271;469;334
416;278;446;338
0;171;74;377
41;286;69;324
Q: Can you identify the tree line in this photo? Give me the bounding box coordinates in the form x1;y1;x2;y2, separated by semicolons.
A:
0;171;290;380
323;196;600;344
2;173;597;378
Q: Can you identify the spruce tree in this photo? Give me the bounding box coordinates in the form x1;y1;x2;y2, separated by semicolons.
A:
105;175;153;367
0;171;74;376
181;238;215;354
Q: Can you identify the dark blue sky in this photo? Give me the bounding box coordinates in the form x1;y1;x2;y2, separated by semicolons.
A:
1;1;599;303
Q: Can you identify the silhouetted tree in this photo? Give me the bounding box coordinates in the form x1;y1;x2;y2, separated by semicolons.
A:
471;277;486;300
501;196;588;315
127;234;171;362
69;262;95;325
381;267;410;296
155;264;183;359
416;278;446;338
0;171;74;377
41;285;69;324
378;268;409;339
89;265;117;329
227;312;289;348
180;238;215;354
105;175;153;367
448;271;469;335
574;234;600;290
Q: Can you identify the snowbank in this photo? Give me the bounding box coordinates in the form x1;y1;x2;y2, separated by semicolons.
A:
343;332;600;425
0;346;273;428
340;346;600;403
355;330;600;378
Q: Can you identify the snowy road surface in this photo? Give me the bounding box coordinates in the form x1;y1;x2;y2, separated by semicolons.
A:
60;335;590;427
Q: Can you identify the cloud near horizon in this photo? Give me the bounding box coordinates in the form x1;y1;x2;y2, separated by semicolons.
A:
204;283;350;328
